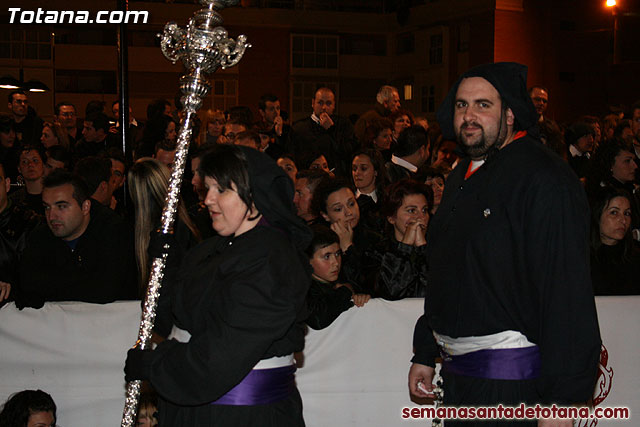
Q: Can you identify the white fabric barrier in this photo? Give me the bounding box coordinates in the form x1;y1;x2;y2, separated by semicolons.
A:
0;297;637;426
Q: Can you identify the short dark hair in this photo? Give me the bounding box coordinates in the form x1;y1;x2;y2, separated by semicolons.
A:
0;389;56;427
363;117;393;148
19;144;46;164
191;143;216;161
54;101;76;116
311;176;354;216
142;114;176;146
394;125;428;157
74;156;112;195
154;139;177;154
106;147;126;166
299;150;328;171
226;106;253;128
46;146;72;169
147;99;171;120
258;93;279;111
306;224;340;258
198;144;254;213
85;112;110;134
613;119;631;140
43;169;90;206
236;130;261;149
295;169;328;193
85;100;105;116
415;166;445;184
7;90;26;104
379;179;433;219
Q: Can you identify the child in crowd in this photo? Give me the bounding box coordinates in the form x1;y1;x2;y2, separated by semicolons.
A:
305;225;370;330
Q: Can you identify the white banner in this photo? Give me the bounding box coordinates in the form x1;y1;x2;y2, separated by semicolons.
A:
0;297;637;426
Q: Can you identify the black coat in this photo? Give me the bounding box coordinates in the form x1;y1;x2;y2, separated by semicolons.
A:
305;278;353;330
16;201;137;308
367;237;427;300
288;115;357;178
414;135;601;404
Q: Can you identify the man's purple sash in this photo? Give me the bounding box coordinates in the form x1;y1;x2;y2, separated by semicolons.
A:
441;346;540;380
210;365;296;406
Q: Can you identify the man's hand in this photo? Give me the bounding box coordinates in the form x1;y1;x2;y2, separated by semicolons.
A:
274;116;284;136
0;281;11;301
319;113;334;130
408;363;436;398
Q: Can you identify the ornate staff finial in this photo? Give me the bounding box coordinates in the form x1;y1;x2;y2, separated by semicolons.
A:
121;2;249;426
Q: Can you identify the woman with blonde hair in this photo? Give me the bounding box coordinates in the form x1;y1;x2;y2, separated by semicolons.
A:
40;121;70;150
204;109;226;145
128;158;200;300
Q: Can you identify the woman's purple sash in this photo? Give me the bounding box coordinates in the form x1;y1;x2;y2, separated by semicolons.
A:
441;346;540;380
210;365;296;406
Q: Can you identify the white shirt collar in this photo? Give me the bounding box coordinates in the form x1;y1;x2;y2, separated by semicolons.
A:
356;189;377;203
311;113;321;124
391;154;418;172
569;144;589;158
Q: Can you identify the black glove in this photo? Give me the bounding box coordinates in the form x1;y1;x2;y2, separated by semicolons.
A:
148;229;176;259
124;348;153;382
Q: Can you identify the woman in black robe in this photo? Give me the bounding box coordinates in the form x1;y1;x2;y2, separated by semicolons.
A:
124;144;312;426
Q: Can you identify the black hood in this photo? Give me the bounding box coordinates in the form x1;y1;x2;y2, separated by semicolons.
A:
237;146;312;250
436;62;538;140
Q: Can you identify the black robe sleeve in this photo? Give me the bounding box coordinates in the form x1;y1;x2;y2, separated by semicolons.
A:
524;172;601;403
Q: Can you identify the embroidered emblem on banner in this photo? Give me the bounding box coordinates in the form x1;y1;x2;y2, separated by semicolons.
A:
576;344;613;427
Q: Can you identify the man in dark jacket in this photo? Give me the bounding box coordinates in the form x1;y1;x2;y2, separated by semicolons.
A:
7;90;43;145
386;126;429;183
17;169;136;308
408;63;601;426
289;87;357;178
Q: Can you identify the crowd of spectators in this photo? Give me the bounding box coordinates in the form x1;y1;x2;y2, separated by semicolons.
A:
1;83;639;314
1;76;639;426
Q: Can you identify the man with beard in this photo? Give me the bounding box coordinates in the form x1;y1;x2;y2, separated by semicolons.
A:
408;63;600;426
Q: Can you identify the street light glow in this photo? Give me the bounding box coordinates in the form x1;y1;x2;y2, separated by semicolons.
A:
606;0;616;7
